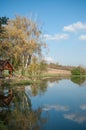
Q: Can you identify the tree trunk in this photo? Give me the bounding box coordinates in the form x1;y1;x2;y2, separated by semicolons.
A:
25;54;32;69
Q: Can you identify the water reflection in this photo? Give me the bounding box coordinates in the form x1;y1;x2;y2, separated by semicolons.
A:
80;104;86;110
0;78;86;130
0;89;13;106
64;113;86;124
71;76;86;86
0;85;47;130
42;104;70;112
25;80;48;97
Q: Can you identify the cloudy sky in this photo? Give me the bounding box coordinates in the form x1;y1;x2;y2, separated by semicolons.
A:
0;0;86;66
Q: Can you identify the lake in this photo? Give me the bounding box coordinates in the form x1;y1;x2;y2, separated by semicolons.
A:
0;77;86;130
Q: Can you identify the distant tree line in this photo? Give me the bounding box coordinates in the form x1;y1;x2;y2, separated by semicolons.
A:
47;62;86;76
47;62;75;71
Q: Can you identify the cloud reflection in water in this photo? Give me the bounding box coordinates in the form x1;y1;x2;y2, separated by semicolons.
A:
42;104;70;112
64;113;86;124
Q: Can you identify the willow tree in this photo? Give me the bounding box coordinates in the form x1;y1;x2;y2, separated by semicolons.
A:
5;15;46;69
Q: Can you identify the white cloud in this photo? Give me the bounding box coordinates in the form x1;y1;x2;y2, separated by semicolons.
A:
44;57;54;63
79;35;86;40
43;33;69;41
63;22;86;32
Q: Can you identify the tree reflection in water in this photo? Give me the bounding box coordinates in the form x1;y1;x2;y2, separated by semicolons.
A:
25;78;61;98
71;76;86;86
0;85;47;130
31;80;48;96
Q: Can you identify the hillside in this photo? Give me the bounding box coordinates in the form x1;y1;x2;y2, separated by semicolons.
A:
47;68;71;76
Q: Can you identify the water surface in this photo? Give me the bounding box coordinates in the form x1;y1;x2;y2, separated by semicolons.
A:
0;78;86;130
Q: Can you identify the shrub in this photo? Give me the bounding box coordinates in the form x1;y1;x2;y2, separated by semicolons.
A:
71;66;86;76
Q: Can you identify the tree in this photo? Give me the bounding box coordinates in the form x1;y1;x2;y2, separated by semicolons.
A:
4;15;46;70
0;16;10;59
0;16;9;33
71;66;86;76
28;56;47;80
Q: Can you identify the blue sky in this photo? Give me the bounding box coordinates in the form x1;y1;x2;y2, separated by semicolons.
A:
0;0;86;66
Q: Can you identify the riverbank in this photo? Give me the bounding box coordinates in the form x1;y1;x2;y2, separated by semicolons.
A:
0;67;71;83
0;69;69;87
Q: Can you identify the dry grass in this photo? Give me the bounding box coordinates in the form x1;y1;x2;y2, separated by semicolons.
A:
47;68;71;76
